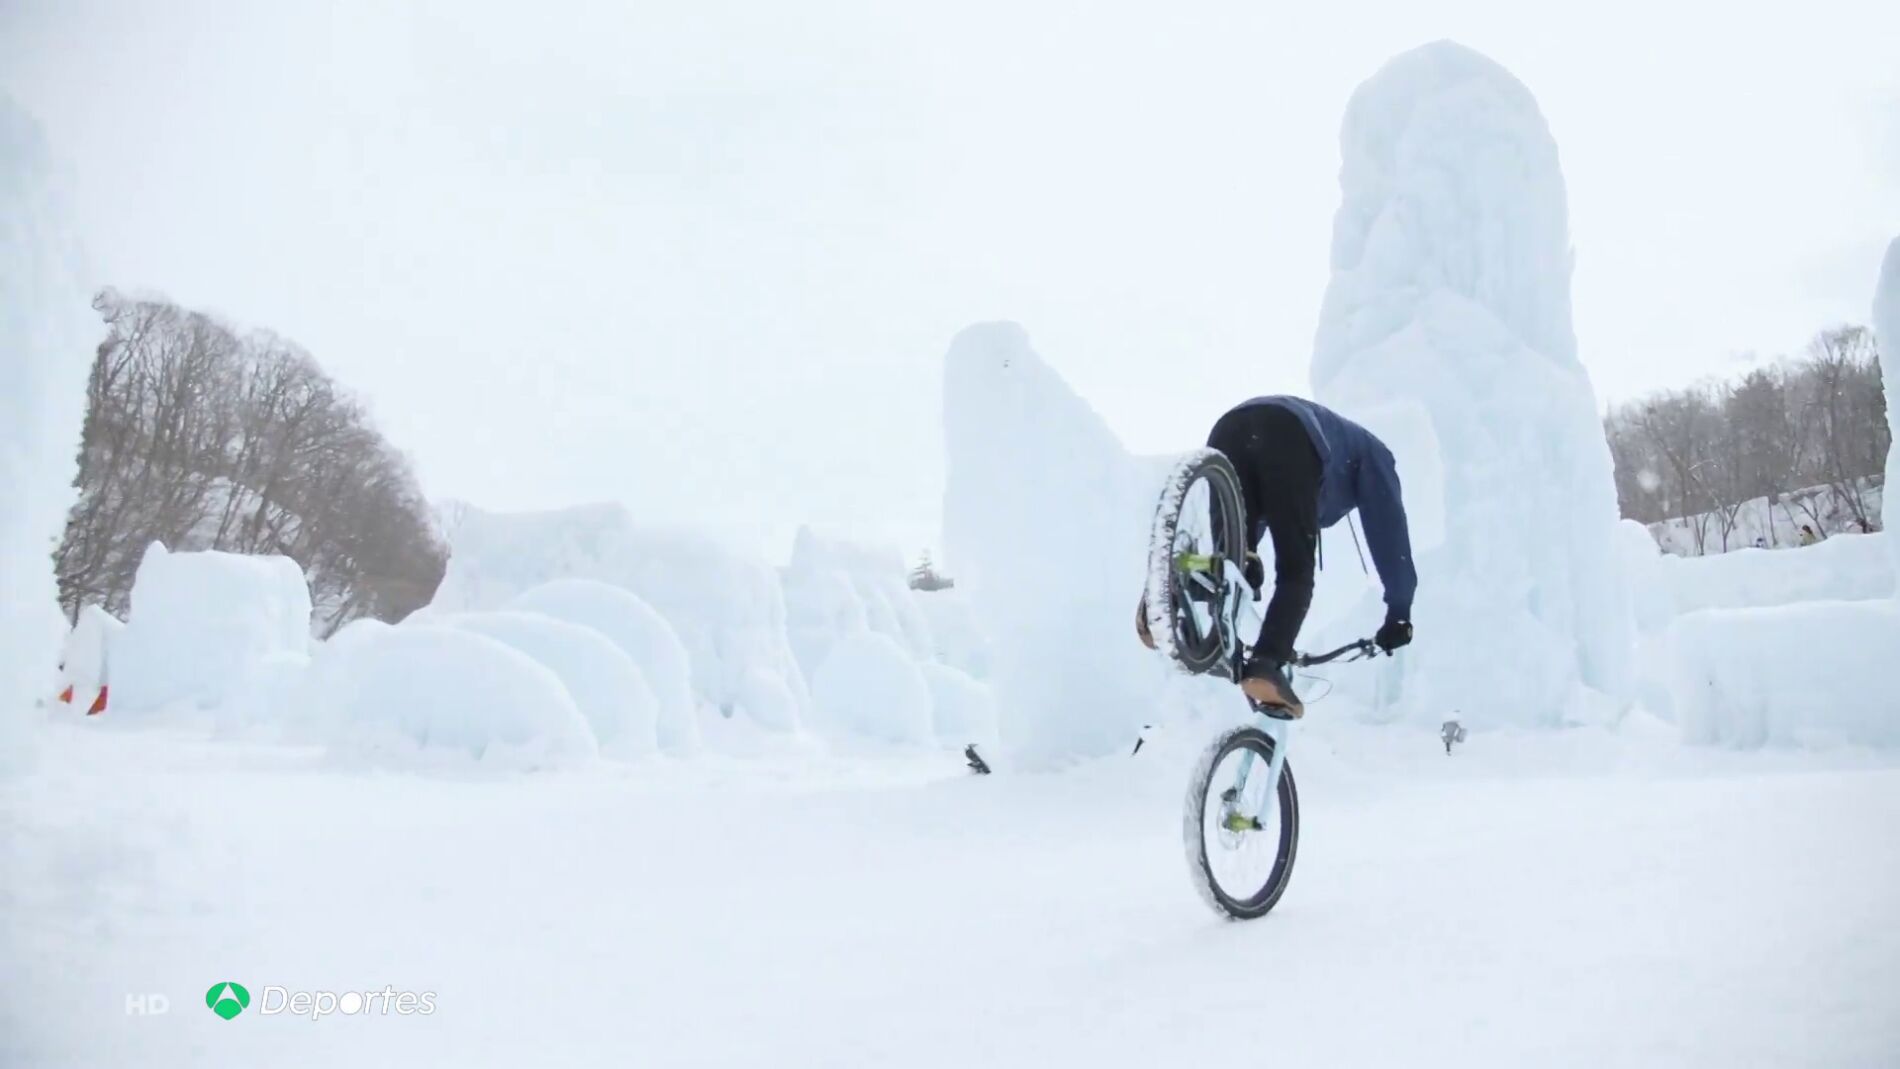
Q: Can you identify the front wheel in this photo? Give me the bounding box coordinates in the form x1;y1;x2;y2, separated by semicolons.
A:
1183;725;1300;920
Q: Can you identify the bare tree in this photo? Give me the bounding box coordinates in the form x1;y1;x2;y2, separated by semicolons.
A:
56;290;447;632
1602;323;1888;552
1629;392;1722;553
1800;326;1886;530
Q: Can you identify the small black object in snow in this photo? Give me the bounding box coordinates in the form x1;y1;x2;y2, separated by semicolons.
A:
964;744;992;775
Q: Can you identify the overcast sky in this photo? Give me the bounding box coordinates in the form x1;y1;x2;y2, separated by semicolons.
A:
5;0;1896;562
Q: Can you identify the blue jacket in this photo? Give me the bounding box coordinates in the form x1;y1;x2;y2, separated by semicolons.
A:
1237;396;1416;617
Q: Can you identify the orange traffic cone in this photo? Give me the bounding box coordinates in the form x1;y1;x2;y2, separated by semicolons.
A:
86;686;108;716
57;685;74;704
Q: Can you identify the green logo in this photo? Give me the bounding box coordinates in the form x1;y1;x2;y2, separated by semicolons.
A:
206;982;250;1020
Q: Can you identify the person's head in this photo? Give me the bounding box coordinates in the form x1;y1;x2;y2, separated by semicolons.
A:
1803;525;1814;535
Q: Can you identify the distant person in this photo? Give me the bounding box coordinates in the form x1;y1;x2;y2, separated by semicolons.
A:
1753;536;1767;549
1798;525;1818;546
1856;519;1874;534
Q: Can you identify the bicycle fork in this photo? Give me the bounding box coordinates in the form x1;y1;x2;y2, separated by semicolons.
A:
1223;715;1290;831
1213;557;1289;831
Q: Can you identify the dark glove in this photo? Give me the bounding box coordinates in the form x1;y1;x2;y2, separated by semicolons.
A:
1242;553;1264;600
1375;613;1413;653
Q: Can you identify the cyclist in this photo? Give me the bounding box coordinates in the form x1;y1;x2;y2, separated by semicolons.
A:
1138;396;1416;716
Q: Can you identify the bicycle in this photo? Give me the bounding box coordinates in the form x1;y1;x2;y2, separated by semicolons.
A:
1142;449;1382;920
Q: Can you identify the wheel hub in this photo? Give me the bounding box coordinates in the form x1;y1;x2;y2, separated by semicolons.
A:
1216;786;1263;841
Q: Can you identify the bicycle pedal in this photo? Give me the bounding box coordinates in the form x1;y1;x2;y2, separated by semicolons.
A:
1250;699;1301;721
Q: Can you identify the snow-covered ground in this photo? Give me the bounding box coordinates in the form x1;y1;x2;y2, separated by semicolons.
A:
1647;481;1884;557
5;717;1897;1068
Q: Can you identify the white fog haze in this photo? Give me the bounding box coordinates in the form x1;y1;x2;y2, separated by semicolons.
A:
4;0;1895;558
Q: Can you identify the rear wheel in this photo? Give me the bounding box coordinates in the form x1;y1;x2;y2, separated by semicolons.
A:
1183;725;1300;920
1144;449;1247;675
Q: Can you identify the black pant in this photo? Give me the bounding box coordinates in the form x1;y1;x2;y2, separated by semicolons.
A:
1206;404;1321;664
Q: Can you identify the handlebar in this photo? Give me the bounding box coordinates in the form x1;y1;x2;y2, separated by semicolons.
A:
1289;638;1382;667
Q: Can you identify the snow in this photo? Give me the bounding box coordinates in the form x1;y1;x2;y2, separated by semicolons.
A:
704;665;810;755
435;501;808;735
507;579;699;753
1308;41;1634;727
781;566;869;679
0;96;90;775
222;651;312;735
782;526;938;673
110;543;313;714
1338;398;1447;554
1616;520;1677;635
919;660;998;747
807;631;934;745
438;610;660;758
312;623;596;769
55;604;123;707
1659;531;1893;613
6;721;1898;1067
1614;521;1683;721
912;588;990;678
319;615;393;654
290;618;390;741
1876;236;1900;569
1670;601;1900;748
777;529;998;748
781;525;992;676
595;526;809;734
1647;480;1883;556
434;506;991;752
1622;526;1893;727
942;322;1167;763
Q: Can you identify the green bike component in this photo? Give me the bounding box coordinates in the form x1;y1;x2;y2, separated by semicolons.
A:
1174;552;1220;574
1221;810;1263;833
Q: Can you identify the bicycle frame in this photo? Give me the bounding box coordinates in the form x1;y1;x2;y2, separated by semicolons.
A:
1213;559;1375;824
1217;566;1290;822
1227;717;1291;827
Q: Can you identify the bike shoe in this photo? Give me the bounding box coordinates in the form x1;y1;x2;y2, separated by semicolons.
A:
1239;657;1303;719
